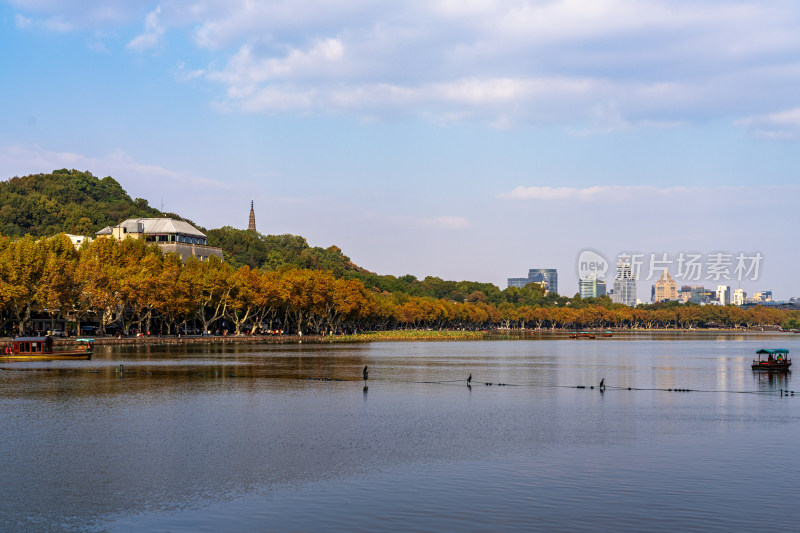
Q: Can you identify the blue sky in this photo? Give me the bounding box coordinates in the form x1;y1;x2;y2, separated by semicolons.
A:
1;0;799;300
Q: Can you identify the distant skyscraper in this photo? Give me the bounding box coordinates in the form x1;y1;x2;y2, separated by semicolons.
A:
717;285;731;305
752;290;773;302
680;285;706;304
508;268;558;294
248;201;256;232
611;260;637;306
579;273;607;299
653;270;678;303
733;288;746;306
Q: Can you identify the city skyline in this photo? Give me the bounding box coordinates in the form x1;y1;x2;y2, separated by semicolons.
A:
1;1;799;299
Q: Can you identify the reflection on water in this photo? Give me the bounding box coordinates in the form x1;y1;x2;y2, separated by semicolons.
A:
753;368;792;391
1;333;799;532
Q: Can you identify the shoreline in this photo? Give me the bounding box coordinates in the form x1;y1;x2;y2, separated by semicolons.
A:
2;327;791;348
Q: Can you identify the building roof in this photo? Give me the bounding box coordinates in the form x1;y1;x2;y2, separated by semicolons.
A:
96;218;206;237
656;269;675;283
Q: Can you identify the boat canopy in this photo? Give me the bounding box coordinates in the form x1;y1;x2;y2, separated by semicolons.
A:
13;336;51;342
756;349;789;355
76;338;95;343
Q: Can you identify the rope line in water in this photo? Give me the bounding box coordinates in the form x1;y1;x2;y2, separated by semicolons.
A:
1;366;796;396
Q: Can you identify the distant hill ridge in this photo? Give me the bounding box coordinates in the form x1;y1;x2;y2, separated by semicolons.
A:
0;169;518;302
0;169;175;237
0;169;370;274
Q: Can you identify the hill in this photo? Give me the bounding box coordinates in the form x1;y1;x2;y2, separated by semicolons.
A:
206;226;367;275
0;169;183;236
0;169;370;279
205;226;528;303
1;169;551;303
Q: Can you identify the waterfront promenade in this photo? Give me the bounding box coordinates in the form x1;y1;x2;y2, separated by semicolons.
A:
1;327;790;351
0;333;315;348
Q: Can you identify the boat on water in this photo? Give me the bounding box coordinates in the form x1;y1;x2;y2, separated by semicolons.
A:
752;349;791;371
570;332;596;339
602;331;613;337
1;336;94;362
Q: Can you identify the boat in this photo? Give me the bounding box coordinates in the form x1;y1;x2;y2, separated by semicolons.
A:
570;331;595;339
1;336;94;362
751;349;791;371
602;331;613;337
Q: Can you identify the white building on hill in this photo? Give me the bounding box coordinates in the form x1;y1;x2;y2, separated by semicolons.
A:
96;218;223;262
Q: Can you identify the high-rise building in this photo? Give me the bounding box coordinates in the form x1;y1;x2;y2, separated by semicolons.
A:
653;270;678;303
717;285;731;305
508;268;558;294
611;261;637;307
579;273;606;299
752;290;773;302
733;288;746;306
248;201;256;232
680;285;706;304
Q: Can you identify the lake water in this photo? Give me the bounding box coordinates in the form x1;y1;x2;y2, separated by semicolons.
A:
1;332;799;532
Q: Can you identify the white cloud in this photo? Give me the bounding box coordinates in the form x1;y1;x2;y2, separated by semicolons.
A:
89;41;111;54
497;184;800;204
735;108;800;139
210;38;345;88
190;0;377;50
174;62;205;82
15;14;32;28
192;1;800;125
127;6;165;52
211;74;603;118
13;0;800;128
10;1;150;29
384;213;472;231
498;185;662;201
430;216;471;230
41;16;73;32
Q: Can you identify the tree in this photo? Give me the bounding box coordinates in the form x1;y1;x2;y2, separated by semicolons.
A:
119;242;164;335
0;235;48;333
187;256;233;334
226;266;259;335
156;253;197;335
79;237;126;334
37;234;79;333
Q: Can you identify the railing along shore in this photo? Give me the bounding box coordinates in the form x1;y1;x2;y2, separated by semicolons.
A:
0;326;791;350
0;334;324;348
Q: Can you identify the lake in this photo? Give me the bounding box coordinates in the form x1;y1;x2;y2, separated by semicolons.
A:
1;332;799;532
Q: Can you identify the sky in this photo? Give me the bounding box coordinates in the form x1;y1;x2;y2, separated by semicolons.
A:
1;0;799;300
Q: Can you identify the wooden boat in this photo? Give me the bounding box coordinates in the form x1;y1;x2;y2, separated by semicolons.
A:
602;331;613;337
570;331;595;339
1;336;94;361
752;349;790;371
